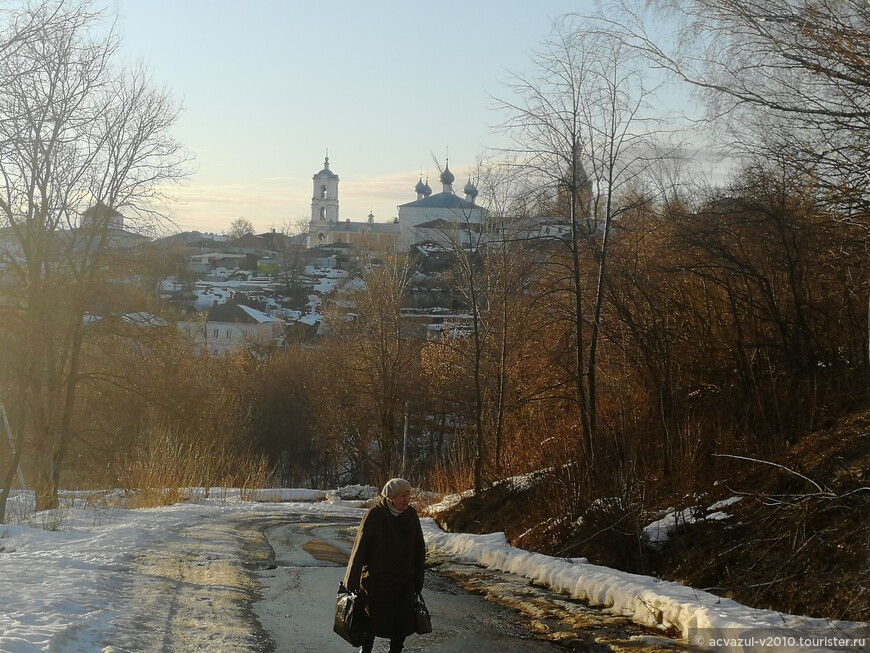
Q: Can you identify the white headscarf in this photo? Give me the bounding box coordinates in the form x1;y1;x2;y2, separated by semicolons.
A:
382;477;411;499
382;478;412;515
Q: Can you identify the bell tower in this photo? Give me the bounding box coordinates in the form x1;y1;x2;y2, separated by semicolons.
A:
308;154;340;247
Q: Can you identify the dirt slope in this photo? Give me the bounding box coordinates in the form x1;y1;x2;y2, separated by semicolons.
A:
434;410;870;622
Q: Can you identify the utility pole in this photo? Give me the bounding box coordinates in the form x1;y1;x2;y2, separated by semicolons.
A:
401;401;409;476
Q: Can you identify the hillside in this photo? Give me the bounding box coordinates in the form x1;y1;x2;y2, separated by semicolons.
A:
434;409;870;622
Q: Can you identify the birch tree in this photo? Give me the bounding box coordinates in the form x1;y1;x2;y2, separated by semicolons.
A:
493;17;666;470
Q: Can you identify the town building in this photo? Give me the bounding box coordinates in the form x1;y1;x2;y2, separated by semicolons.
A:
177;302;285;355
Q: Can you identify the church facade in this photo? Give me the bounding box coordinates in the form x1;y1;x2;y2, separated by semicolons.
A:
304;156;485;253
396;162;484;252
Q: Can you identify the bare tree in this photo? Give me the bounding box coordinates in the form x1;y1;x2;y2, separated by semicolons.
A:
492;16;669;468
607;0;870;376
228;217;254;239
613;0;870;212
317;254;422;483
471;161;540;480
0;0;189;518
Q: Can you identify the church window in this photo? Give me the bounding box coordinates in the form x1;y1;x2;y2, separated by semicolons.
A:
320;207;326;220
320;184;328;199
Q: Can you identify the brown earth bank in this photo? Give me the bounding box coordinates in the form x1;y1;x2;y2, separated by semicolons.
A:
433;409;870;623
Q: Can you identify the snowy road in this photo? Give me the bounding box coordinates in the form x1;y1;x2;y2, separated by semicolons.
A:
3;495;864;652
107;512;274;652
252;513;567;653
250;511;692;653
5;498;685;652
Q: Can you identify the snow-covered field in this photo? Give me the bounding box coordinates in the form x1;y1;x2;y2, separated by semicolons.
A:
0;488;866;653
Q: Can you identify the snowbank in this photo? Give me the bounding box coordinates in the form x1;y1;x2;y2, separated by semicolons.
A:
421;520;868;652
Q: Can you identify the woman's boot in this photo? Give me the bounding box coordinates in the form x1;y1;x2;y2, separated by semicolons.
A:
358;633;375;653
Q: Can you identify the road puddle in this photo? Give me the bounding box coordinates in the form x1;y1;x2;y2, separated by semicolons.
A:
302;538;349;565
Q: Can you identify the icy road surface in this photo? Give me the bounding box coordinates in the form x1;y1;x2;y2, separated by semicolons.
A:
3;495;862;652
252;512;692;653
5;501;690;652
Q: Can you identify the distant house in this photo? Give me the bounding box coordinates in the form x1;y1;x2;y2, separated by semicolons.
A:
409;241;460;274
151;231;274;274
177;303;285;355
0;206;148;287
229;232;278;257
258;229;305;253
149;230;231;257
285;312;321;342
189;252;253;274
76;203;150;250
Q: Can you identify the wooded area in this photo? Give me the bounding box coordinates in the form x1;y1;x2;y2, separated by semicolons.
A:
1;0;868;540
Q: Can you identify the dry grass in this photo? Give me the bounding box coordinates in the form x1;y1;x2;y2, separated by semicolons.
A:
116;427;270;508
427;439;476;494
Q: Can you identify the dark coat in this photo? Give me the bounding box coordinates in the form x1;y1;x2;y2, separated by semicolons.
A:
344;496;426;639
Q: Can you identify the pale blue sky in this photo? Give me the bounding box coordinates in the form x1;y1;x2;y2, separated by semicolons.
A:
112;0;597;234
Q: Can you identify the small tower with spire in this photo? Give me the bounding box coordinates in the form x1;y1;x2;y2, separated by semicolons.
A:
308;153;340;247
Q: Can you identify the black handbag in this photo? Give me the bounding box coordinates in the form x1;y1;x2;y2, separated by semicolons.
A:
333;582;367;646
414;592;432;634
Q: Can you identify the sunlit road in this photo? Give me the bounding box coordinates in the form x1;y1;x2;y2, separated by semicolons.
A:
251;512;692;653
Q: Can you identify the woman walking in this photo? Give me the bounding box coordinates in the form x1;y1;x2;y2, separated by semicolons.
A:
344;478;426;653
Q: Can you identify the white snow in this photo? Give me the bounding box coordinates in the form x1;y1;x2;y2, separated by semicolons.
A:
192;286;233;309
0;488;865;653
643;496;743;551
421;521;868;652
